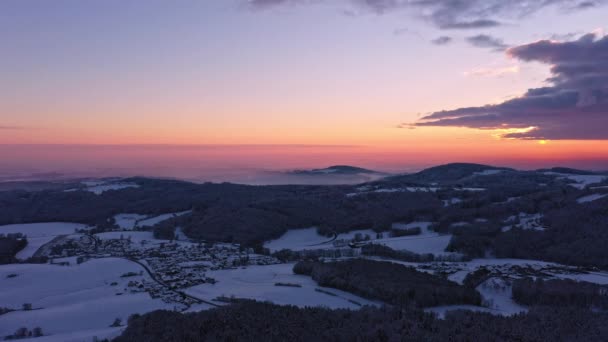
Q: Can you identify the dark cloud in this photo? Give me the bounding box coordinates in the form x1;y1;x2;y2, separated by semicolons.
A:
247;0;604;30
573;1;599;8
431;36;452;45
248;0;293;8
412;33;608;140
0;125;23;130
466;34;510;51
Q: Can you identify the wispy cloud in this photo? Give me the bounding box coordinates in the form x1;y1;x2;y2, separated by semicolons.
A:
466;34;510;51
246;0;604;30
0;125;24;130
431;36;452;45
464;65;520;77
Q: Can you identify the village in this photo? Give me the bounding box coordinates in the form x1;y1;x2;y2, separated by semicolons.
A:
40;230;281;310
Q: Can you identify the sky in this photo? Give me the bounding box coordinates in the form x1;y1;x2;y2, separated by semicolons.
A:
1;0;608;178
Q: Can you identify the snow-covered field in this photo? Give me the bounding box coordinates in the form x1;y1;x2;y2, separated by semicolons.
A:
137;210;192;228
443;197;462;207
545;172;607;189
263;228;332;252
0;258;179;341
264;223;453;256
474;169;504;176
94;231;196;250
113;210;191;230
185;263;378;309
113;214;147;230
0;223;87;259
84;182;140;195
502;213;545;232
263;227;377;252
375;222;453;256
447;258;557;284
577;193;607;203
476;277;527;315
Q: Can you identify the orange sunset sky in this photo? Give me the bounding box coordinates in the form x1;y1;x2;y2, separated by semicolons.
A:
2;1;608;178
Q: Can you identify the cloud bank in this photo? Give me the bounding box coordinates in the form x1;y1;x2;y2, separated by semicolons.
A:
413;33;608;140
247;0;602;29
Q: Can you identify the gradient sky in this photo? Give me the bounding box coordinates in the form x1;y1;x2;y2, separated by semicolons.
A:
1;0;608;176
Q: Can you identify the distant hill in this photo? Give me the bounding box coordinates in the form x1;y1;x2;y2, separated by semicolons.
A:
379;163;514;185
288;165;387;176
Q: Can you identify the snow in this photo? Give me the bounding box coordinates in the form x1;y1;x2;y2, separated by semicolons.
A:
113;213;147;230
476;277;527;315
375;222;453;256
502;213;545;232
577;193;607;203
348;187;440;197
553;271;608;285
474;169;504;176
137;210;192;228
443;197;462;207
185;263;378;309
265;223;452;256
0;223;87;260
264;227;377;252
335;229;377;240
174;227;189;241
446;258;557;284
264;228;331;252
112;211;191;230
93;231;195;250
374;234;453;256
405;187;440;192
455;187;486;192
373;187;440;193
96;230;155;241
85;183;140;195
0;258;176;339
545;172;607;189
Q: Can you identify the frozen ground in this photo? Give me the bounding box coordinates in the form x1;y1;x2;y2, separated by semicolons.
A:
0;258;181;341
137;210;192;228
94;231;196;250
502;213;545;232
85;182;140;195
263;228;331;252
443;197;462;207
375;222;453;256
263;227;376;252
545;172;607;189
476;277;527;315
113;214;147;230
0;223;87;260
185;263;378;309
447;258;556;284
474;169;504;176
265;223;453;256
577;193;607;203
113;210;191;230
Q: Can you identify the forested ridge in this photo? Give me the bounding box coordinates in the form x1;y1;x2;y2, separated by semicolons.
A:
115;301;608;342
1;163;608;270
